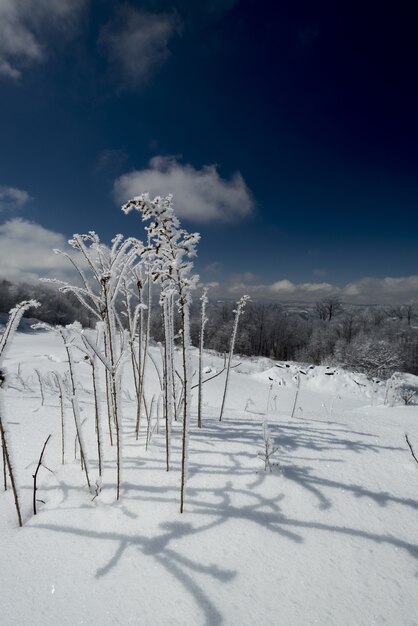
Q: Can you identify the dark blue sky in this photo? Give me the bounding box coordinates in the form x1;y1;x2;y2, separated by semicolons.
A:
0;0;417;302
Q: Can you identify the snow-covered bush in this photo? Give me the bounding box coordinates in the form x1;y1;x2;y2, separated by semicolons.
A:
398;387;416;405
338;335;403;380
258;419;279;472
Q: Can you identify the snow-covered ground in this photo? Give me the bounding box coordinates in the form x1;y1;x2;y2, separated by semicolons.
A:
1;328;418;625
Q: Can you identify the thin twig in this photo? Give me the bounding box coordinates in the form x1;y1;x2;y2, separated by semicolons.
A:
405;433;418;466
33;434;52;515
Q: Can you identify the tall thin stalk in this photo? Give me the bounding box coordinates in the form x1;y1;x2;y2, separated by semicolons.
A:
52;372;66;464
198;288;208;428
0;300;40;527
59;328;91;491
219;295;249;421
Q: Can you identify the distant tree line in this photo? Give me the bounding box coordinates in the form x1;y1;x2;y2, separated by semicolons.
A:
0;279;93;327
1;280;417;378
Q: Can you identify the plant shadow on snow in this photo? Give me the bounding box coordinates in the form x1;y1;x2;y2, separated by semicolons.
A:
30;413;418;622
32;515;236;625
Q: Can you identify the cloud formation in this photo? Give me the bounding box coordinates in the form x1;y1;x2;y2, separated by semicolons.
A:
341;276;418;304
0;218;78;282
0;0;86;80
225;278;335;301
114;156;254;223
99;7;178;88
0;185;31;211
206;273;418;304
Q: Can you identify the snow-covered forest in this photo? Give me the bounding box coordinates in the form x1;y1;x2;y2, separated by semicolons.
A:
2;281;418;375
1;194;418;625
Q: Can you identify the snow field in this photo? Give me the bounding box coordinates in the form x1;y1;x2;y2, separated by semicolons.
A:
1;330;418;625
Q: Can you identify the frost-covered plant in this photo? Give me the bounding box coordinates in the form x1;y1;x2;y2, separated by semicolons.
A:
46;233;141;499
52;371;66;464
198;287;209;428
398;387;416;405
245;398;255;412
58;325;92;491
342;336;402;380
291;373;301;418
119;263;150;439
33;322;93;492
79;333;105;477
34;369;45;406
122;193;200;512
0;300;40;527
219;295;250;421
258;419;279;472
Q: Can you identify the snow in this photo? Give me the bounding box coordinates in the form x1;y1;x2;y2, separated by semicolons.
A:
1;328;418;625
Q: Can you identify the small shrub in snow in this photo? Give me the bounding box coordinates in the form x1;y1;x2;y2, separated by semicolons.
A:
258;419;279;472
398;387;416;405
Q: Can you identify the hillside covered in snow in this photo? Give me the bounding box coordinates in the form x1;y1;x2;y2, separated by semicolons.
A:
1;325;418;625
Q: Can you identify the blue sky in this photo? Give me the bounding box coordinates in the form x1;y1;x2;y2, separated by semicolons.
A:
0;0;417;303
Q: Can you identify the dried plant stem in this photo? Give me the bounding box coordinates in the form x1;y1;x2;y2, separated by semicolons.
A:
33;434;52;515
0;417;22;527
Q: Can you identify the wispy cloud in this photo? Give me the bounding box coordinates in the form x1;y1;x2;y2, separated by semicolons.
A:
0;0;87;80
114;156;254;223
0;185;31;211
99;7;179;88
0;218;79;282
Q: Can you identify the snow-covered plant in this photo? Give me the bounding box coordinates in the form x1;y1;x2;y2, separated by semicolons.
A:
0;300;40;527
258;419;279;472
398;387;416;405
58;325;92;491
245;398;255;412
198;287;209;428
46;232;141;499
384;373;401;406
219;295;250;421
343;336;402;380
34;369;45;406
122;193;200;512
52;371;66;464
291;373;301;418
79;334;105;477
119;263;150;439
33;322;92;492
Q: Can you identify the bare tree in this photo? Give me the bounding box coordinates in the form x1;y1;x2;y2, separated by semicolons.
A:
316;297;341;322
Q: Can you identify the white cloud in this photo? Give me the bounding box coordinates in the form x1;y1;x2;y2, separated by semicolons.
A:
99;7;178;88
216;273;418;304
0;218;80;283
0;0;86;80
114;156;254;223
270;279;296;293
0;185;31;211
228;278;335;300
341;276;418;304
